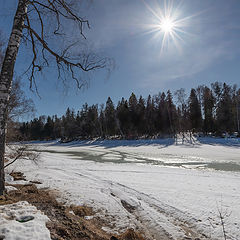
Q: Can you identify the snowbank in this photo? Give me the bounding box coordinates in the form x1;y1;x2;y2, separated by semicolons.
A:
0;201;51;240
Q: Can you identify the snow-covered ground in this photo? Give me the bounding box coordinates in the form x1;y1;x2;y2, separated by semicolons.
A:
7;137;240;240
0;201;51;240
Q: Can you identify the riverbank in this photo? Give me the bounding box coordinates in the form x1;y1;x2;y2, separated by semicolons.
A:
1;172;146;240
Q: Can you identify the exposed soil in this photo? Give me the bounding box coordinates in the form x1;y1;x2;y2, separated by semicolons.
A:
1;172;146;240
9;171;25;181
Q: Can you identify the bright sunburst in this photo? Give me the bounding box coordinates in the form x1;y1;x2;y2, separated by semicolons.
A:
160;17;175;33
143;0;193;53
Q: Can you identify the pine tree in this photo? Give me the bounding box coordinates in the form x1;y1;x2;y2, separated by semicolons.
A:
86;104;99;137
30;117;45;140
166;90;177;134
116;98;128;137
128;93;138;136
202;87;215;134
105;97;116;136
62;108;76;140
44;116;54;139
98;104;106;138
136;96;146;135
158;92;168;134
216;83;234;133
145;95;155;136
188;89;202;132
53;115;62;139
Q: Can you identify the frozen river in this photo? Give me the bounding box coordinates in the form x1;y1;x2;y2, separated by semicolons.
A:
8;138;240;240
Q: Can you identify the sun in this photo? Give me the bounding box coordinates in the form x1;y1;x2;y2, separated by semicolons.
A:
160;17;175;33
142;0;192;52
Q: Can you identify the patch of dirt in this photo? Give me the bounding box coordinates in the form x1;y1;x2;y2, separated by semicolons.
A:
2;174;146;240
112;229;145;240
9;172;26;181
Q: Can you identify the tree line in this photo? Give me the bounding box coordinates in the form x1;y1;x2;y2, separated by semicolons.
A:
18;82;240;141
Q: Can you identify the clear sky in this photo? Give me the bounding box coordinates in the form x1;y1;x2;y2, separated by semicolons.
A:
0;0;240;119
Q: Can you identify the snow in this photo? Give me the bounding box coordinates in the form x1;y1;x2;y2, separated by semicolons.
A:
7;180;31;185
5;186;18;192
6;137;240;239
0;201;51;240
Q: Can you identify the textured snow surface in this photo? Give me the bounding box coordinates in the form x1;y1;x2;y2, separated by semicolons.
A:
7;137;240;239
5;186;18;192
0;201;51;240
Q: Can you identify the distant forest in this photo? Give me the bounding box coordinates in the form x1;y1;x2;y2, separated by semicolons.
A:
18;82;240;141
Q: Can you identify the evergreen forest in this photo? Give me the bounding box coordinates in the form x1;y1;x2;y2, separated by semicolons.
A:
17;82;240;141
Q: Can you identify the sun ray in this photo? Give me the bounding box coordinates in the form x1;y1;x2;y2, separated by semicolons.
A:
142;0;162;22
142;0;196;53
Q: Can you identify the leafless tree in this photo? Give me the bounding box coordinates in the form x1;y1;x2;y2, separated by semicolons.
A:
0;31;36;177
174;88;188;140
4;144;39;169
8;77;35;121
7;77;36;142
0;0;112;195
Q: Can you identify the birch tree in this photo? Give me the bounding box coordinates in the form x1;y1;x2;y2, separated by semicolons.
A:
0;0;111;195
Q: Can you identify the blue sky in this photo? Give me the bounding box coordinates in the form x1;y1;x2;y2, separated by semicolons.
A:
1;0;240;119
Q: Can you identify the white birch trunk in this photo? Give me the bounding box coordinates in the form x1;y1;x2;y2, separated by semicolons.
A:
0;0;28;195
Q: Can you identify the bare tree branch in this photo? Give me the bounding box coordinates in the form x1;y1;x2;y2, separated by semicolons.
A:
4;144;39;169
0;0;113;195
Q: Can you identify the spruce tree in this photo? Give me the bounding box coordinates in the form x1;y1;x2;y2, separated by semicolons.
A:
128;93;138;135
188;89;202;132
116;98;130;137
166;90;177;134
105;97;116;136
216;83;234;133
202;87;215;134
137;96;146;135
145;95;155;136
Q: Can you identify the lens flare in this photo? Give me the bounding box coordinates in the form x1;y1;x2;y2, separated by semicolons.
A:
142;0;195;53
